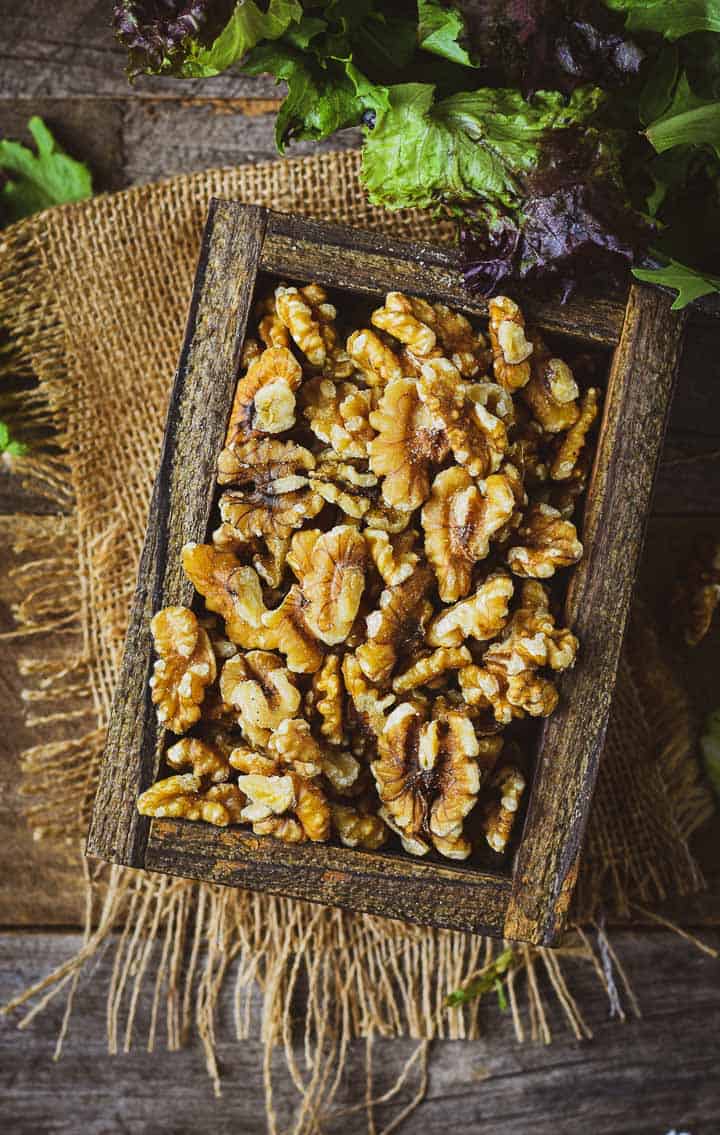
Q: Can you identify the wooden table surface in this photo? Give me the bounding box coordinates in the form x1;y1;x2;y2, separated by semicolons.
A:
1;5;719;1133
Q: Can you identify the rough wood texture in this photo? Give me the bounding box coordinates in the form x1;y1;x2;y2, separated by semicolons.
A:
146;820;511;936
261;213;627;345
505;286;688;945
2;929;719;1135
86;201;268;867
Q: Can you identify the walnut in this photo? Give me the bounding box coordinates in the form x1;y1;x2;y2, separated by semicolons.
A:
288;525;367;645
255;293;292;350
673;534;720;646
217;437;323;540
310;455;378;519
545;447;592;518
310;653;344;745
467;380;515;425
149;606;217;733
417;357;508;479
342;653;395;737
364;528;418;587
331;802;387;850
236;772;296;823
137;774;244;826
459;581;578;722
482;764;526;853
211;527;290;590
262;586;325;673
392;646;472;694
301;377;375;459
506;503;583;579
224;347;302;444
320;749;361;794
371;291;437;356
241;338;264;367
427;571;514;647
182;543;276;649
346;328;403;387
521;336;580;433
253;815;307;843
488;296;533;390
267;717;325;779
362;500;414;534
371;702;480;858
506;413;549;487
239;765;332;841
421;467;516;602
550;387;600;481
368;377;449;511
165;737;230;783
275;285;327;367
356;564;433;684
290;773;332;841
219;650;301;746
431;302;488;377
377;805;431;856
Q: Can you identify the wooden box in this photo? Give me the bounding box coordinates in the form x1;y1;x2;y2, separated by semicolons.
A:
86;201;686;945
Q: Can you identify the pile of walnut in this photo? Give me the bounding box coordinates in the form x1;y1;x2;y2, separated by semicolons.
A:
137;286;600;862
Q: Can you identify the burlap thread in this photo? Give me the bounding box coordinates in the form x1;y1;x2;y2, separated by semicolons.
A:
0;150;714;1132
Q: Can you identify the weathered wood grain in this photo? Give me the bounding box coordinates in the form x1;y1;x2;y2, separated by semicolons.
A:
0;0;279;101
146;820;511;937
122;101;362;185
2;929;719;1135
261;213;627;345
86;201;268;867
505;286;688;946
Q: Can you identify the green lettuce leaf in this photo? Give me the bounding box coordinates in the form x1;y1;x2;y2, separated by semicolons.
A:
0;422;27;457
645;73;720;157
417;0;476;68
181;0;302;78
633;257;720;308
361;83;604;210
242;44;381;150
0;117;92;225
604;0;720;39
445;947;515;1007
700;707;720;799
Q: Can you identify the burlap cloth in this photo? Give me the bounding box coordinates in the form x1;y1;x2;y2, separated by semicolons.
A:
1;149;714;1131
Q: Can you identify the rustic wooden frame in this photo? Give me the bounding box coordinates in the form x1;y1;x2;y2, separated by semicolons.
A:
86;200;687;945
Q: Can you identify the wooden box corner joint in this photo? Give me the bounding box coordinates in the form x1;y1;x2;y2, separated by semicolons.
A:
86;200;687;946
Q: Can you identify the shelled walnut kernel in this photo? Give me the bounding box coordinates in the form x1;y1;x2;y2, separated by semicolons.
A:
140;286;599;862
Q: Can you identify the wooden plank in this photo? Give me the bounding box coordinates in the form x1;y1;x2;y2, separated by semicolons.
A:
146;820;511;937
122;101;361;186
2;929;719;1134
505;285;689;946
86;201;268;867
0;1;280;101
261;213;627;345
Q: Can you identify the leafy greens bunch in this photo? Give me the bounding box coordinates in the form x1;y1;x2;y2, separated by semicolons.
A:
0;117;93;456
114;1;720;307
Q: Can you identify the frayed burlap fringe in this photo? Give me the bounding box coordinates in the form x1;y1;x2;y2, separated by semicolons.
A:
1;151;715;1132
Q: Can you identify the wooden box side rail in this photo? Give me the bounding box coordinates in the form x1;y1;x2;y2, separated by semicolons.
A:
504;285;688;944
86;201;268;865
260;212;626;346
146;821;512;937
86;201;684;945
